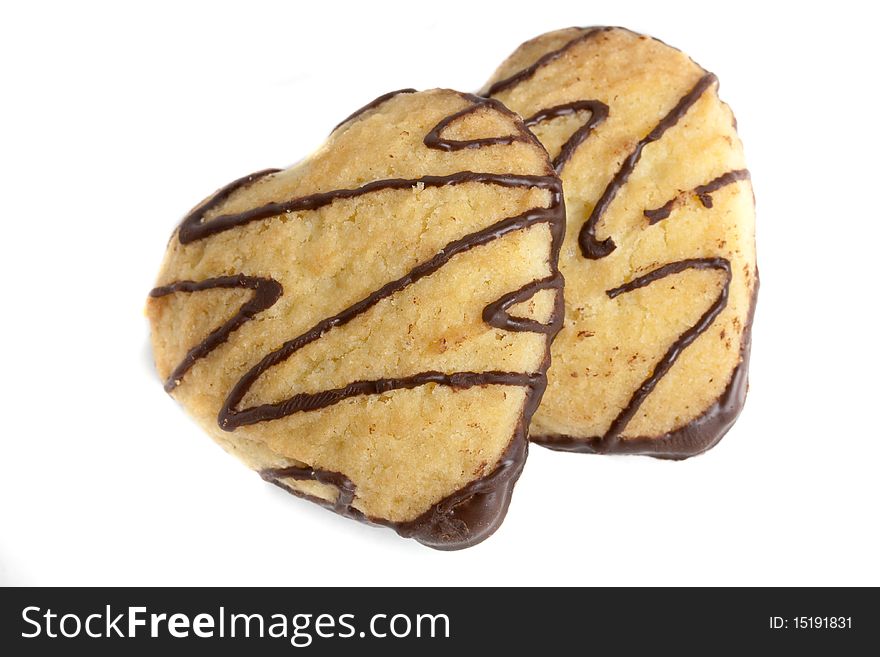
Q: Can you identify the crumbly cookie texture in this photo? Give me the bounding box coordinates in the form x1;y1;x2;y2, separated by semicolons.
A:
146;89;564;548
483;27;757;458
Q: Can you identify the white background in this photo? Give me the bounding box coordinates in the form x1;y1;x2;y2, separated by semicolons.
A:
2;0;878;586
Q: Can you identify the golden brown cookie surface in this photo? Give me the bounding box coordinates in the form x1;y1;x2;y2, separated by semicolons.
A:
483;27;757;458
146;89;564;548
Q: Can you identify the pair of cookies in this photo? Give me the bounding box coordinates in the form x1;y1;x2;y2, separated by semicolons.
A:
147;27;757;549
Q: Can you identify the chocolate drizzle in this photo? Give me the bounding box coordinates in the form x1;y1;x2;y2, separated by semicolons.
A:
176;169;281;244
423;95;530;151
483;272;564;334
645;169;750;224
484;27;611;97
227;371;542;429
151;92;566;548
178;171;556;245
333;88;416;131
523;100;609;172
149;275;282;392
577;73;717;259
260;466;356;513
694;169;750;208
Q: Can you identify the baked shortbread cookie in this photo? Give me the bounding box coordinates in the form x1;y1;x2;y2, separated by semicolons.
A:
147;89;564;549
483;27;757;458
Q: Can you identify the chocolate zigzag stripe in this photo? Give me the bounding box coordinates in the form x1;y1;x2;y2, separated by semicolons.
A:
483;272;564;334
177;171;557;245
645;169;750;224
333;88;417;131
218;197;561;430
423;96;529;151
523;100;609;172
231;371;542;430
149;275;282;392
484;27;612;97
176;168;281;244
578;73;718;259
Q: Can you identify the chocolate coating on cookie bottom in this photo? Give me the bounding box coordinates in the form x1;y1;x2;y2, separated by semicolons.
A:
260;430;528;549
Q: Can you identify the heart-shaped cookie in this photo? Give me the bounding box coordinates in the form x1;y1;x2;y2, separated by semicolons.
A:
147;89;564;548
483;27;757;458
